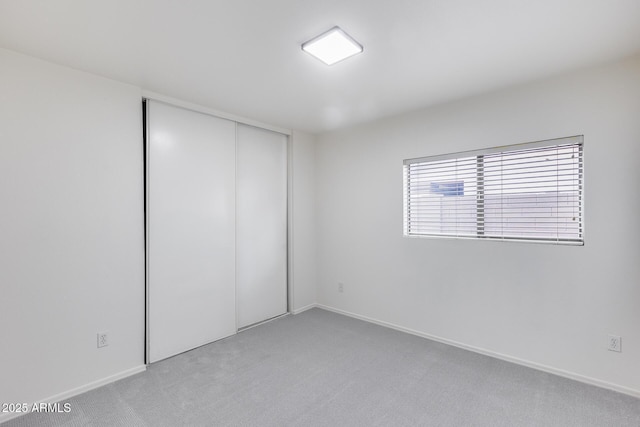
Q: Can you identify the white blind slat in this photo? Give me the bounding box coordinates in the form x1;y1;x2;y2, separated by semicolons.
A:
403;136;584;245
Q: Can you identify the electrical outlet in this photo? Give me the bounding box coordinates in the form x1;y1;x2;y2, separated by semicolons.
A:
608;334;621;352
97;332;109;348
338;282;344;293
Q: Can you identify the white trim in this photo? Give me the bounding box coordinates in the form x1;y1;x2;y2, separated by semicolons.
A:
316;304;640;399
234;121;239;334
141;90;292;136
237;313;290;332
0;365;146;424
144;100;151;365
291;303;318;315
287;135;294;315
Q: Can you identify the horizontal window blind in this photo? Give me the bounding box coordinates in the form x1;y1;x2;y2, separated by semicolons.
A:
403;136;584;245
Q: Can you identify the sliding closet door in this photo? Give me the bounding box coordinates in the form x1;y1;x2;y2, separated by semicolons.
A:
147;101;236;362
236;124;288;328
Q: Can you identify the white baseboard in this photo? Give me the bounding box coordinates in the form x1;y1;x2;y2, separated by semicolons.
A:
291;303;318;315
316;304;640;400
0;365;146;424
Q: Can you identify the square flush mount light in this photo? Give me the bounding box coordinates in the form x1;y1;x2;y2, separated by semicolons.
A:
302;26;363;65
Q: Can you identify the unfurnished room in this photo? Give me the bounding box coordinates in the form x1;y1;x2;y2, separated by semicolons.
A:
1;1;640;426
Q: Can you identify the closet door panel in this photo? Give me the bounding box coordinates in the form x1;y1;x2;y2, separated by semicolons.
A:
236;124;287;328
148;101;236;362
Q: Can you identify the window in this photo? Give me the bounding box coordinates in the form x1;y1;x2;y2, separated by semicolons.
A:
403;136;583;245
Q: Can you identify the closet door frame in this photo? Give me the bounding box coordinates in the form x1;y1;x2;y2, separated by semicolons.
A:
143;93;293;364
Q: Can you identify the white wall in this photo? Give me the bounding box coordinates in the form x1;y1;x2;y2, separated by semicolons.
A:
0;48;145;419
315;55;640;395
291;130;317;312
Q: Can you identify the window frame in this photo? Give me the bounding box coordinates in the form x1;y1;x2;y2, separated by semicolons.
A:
403;135;584;245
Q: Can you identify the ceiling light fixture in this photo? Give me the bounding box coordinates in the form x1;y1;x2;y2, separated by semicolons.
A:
301;26;363;65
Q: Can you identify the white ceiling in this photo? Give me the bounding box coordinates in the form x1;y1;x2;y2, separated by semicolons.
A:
1;1;640;134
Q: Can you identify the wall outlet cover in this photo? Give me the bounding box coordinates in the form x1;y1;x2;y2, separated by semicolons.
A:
608;334;621;352
97;332;109;348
